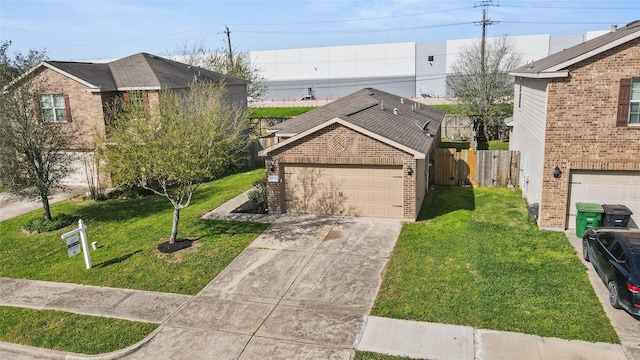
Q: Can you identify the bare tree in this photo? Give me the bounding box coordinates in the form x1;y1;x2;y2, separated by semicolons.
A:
0;77;78;221
101;82;251;244
446;37;522;140
0;41;47;87
170;41;267;100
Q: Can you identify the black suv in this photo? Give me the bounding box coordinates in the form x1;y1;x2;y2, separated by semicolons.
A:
582;228;640;318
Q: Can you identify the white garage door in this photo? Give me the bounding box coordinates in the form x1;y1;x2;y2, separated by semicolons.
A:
567;171;640;229
284;164;404;219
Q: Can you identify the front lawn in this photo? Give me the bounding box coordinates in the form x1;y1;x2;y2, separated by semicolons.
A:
371;186;618;344
0;168;267;354
0;168;268;295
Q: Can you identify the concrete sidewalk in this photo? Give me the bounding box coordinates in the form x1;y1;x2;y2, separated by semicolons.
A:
357;316;627;360
0;277;191;324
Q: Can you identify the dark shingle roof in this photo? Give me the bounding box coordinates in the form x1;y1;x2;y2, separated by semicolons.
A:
45;61;116;90
43;53;247;91
269;88;445;155
511;20;640;77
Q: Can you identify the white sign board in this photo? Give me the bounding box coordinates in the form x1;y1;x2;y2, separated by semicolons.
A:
267;175;279;183
61;219;92;269
65;233;81;257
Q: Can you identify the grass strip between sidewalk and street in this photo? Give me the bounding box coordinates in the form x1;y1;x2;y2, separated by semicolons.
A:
0;306;158;355
370;186;619;344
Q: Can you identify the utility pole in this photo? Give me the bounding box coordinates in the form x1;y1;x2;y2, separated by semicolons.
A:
474;1;498;73
473;0;498;142
224;25;233;68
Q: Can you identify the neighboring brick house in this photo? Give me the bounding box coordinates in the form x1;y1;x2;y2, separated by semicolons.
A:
9;52;248;186
259;88;445;221
509;20;640;231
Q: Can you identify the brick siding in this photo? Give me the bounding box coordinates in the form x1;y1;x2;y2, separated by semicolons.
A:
540;38;640;229
265;124;418;219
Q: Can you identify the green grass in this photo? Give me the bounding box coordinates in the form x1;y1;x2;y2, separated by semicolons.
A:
371;186;618;344
478;140;510;150
249;106;316;117
441;139;510;151
0;168;269;294
432;104;465;114
0;168;268;354
0;307;157;354
440;139;471;151
354;352;411;360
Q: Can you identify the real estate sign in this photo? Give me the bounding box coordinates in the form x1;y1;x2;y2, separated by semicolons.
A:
65;233;81;257
61;219;92;269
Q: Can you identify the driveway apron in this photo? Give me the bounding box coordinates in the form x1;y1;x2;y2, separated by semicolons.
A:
125;215;402;359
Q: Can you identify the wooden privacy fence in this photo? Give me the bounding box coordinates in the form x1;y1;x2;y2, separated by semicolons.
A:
434;149;520;187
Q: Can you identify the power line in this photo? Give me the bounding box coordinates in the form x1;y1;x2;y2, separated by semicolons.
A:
474;1;499;73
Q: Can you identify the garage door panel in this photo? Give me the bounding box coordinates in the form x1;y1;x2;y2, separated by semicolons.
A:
285;164;404;219
567;171;640;229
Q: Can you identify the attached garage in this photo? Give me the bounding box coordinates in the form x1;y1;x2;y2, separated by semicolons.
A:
259;88;445;222
284;164;404;219
567;170;640;229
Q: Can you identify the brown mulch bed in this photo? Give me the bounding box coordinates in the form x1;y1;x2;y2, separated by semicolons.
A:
231;201;267;214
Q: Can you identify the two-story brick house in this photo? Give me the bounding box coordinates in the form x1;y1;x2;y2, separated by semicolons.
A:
259;88;445;221
10;52;248;186
509;20;640;230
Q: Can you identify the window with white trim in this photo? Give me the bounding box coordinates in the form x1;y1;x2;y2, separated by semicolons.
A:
630;78;640;125
39;94;69;122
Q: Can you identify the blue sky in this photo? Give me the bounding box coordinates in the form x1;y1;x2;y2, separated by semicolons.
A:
1;0;639;61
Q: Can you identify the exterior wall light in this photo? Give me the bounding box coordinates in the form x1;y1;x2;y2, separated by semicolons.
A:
553;166;562;179
407;166;413;176
269;162;275;172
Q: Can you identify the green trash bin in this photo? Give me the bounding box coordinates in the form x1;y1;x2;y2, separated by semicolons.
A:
576;203;604;238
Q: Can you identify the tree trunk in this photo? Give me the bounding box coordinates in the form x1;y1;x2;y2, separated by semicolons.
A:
41;194;52;221
169;206;180;244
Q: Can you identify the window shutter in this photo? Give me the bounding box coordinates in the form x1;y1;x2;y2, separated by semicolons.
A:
64;94;72;122
34;96;42;122
616;78;631;126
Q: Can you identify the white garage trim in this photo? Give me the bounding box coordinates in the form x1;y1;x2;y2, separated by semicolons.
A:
567;170;640;229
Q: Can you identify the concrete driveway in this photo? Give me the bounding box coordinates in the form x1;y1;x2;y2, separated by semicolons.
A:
0;187;85;222
567;231;640;360
124;215;402;359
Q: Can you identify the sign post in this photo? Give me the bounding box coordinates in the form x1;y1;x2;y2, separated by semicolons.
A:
61;219;91;269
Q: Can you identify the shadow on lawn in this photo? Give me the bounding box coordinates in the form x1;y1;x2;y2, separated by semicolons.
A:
197;219;269;235
95;250;143;268
417;186;476;221
73;196;170;223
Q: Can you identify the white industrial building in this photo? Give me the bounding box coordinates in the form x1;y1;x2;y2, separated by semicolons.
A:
250;30;608;101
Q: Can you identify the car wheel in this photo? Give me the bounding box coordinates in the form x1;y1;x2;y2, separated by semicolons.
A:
609;281;621;309
582;238;590;262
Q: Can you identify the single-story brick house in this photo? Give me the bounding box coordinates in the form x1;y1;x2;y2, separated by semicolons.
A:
259;88;445;221
7;53;247;186
509;20;640;230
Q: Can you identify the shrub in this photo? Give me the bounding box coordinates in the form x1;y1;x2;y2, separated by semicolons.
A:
23;213;76;233
248;175;267;212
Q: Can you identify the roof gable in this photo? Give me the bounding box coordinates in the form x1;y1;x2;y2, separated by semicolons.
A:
263;88;445;157
10;53;248;92
511;20;640;78
108;53;247;90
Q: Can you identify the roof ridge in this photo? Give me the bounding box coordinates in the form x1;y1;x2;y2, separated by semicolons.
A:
140;53;161;87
